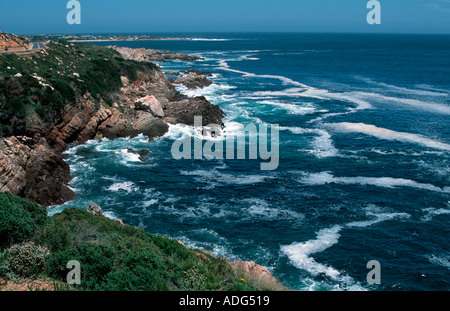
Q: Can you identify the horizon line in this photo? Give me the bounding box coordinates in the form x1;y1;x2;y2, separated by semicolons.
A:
10;30;450;36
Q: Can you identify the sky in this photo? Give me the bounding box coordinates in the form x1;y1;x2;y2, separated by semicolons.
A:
1;0;450;35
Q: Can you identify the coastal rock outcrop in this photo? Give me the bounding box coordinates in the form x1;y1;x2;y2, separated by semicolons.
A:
0;136;74;206
0;136;30;196
173;71;213;89
111;46;202;62
86;201;103;216
164;96;225;126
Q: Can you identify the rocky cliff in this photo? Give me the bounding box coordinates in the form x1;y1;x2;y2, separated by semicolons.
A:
0;41;224;206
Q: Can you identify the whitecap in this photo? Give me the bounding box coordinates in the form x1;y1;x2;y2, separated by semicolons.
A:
281;226;346;280
421;207;450;222
217;60;309;88
103;211;119;220
299;171;450;193
358;77;449;97
106;181;138;193
280;126;339;158
240;198;304;220
257;100;318;115
188;38;231;41
180;168;272;187
281;206;410;289
116;148;142;164
327;122;450;152
174;82;236;99
347;209;411;228
427;254;450;270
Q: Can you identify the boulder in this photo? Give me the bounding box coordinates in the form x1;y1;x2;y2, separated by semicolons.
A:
86;201;103;216
181;69;213;77
115;219;125;226
164;96;225;126
135;95;165;118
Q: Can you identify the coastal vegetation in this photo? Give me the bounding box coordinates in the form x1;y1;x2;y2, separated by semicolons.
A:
0;192;280;291
0;40;156;137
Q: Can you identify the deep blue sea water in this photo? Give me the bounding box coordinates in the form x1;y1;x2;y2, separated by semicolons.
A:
50;33;450;291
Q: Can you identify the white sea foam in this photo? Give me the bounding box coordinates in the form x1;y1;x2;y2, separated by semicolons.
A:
346;209;410;228
251;88;373;113
218;60;309;88
117;148;142;164
299;171;450;193
241;198;304;220
280;126;338;158
106;181;138;193
359;77;449;97
180;168;273;188
188;38;231;41
281;226;344;280
421;208;450;222
252;83;449;116
328;122;450;152
174;82;236;99
427;254;450;270
172;229;234;259
360;92;450;115
282;206;410;289
257;100;318;115
102;211;119;220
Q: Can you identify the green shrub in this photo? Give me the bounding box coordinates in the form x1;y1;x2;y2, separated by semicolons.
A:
0;192;48;248
5;96;26;116
0;194;278;291
45;243;114;289
34;218;70;253
3;241;49;277
180;267;207;290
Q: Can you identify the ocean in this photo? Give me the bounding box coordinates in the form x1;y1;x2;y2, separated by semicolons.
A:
50;33;450;291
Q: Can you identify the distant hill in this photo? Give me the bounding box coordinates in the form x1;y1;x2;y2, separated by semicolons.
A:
0;31;29;51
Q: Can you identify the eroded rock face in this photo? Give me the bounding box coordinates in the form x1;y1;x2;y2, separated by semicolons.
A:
0;136;74;206
0;136;30;195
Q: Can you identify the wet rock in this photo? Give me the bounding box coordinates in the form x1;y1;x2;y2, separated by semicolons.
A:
138;149;150;157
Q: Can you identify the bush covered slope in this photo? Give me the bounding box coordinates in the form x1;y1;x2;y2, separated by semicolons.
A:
0;192;276;291
0;41;157;137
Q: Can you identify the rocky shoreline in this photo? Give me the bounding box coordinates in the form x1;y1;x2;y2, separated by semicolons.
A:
0;45;224;207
